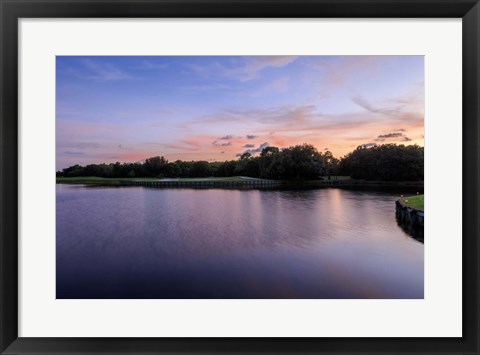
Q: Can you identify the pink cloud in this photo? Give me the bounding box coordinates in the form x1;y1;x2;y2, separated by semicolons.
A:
311;56;388;86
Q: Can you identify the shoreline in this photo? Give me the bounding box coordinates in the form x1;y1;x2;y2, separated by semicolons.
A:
288;179;423;189
56;177;423;190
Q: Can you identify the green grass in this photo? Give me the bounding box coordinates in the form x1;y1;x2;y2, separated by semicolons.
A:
332;176;352;181
177;177;264;182
404;194;424;211
129;178;164;181
56;176;123;184
56;176;163;184
57;176;111;181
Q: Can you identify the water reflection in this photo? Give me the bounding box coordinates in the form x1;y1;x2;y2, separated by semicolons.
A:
56;185;424;299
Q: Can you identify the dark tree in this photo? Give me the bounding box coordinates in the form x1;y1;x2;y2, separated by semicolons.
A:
189;161;211;177
144;156;168;177
338;144;423;181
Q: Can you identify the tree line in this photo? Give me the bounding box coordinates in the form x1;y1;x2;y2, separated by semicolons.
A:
337;144;424;181
57;143;423;181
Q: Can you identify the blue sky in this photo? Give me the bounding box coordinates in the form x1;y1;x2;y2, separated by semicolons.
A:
56;56;424;169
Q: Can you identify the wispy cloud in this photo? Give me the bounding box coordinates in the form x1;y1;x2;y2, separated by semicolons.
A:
57;142;101;150
181;83;232;93
60;151;86;156
147;137;211;153
311;56;387;86
376;132;403;140
251;76;290;96
135;59;169;70
352;95;403;116
212;140;231;147
188;56;298;82
82;59;135;81
216;105;321;127
375;132;412;142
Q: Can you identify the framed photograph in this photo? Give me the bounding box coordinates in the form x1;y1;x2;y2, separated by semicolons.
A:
1;0;479;354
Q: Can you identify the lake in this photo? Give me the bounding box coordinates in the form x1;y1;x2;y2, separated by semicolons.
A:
56;184;424;299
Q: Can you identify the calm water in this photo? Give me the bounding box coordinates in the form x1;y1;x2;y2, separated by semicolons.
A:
56;185;424;299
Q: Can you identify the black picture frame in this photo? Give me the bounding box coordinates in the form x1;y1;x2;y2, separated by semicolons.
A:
1;1;479;354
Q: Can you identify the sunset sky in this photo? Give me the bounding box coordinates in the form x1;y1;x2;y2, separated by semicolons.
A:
56;56;424;169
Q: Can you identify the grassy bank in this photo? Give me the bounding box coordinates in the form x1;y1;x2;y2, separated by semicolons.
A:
56;176;162;185
57;177;123;185
300;178;423;189
174;177;255;182
404;194;424;210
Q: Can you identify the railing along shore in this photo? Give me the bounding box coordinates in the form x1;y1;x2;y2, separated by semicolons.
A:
119;180;283;188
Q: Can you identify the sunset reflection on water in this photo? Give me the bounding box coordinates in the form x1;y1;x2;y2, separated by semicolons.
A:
56;185;424;299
